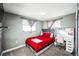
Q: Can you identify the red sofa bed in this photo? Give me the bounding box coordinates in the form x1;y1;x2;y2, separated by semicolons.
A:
25;32;55;52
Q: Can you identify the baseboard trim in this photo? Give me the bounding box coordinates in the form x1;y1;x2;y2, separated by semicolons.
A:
1;44;25;56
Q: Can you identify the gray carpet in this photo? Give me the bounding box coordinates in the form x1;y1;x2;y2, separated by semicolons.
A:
40;46;72;56
3;46;72;56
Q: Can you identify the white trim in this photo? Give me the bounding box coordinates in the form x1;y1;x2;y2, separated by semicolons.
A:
36;43;54;56
1;44;25;56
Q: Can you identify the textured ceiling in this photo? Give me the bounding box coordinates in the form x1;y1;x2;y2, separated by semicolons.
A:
3;3;76;21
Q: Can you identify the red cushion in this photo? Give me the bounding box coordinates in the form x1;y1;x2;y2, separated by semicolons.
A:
42;32;51;37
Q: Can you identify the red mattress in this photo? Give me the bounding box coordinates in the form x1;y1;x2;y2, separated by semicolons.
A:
25;32;55;52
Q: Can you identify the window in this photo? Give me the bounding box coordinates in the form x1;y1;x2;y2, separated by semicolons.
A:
22;19;36;31
32;23;36;31
48;21;53;28
51;20;61;29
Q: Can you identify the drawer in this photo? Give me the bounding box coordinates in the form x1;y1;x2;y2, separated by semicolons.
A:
68;48;72;51
68;46;72;48
68;41;72;43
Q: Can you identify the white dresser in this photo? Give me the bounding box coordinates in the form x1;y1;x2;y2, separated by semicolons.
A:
66;36;74;53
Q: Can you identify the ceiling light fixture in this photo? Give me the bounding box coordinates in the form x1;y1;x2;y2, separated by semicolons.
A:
40;12;46;16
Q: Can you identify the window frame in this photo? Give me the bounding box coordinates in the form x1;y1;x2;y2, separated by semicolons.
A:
22;19;36;32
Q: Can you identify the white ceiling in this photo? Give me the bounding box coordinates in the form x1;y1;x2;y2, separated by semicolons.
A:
3;3;76;21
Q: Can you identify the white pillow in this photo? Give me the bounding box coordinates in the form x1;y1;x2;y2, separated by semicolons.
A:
32;38;42;43
50;33;53;38
40;31;43;35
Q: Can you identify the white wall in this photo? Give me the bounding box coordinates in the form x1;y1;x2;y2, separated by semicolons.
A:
42;13;75;29
42;21;48;29
2;13;43;50
61;13;75;28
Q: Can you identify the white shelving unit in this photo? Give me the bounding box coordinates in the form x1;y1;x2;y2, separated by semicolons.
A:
66;36;74;53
